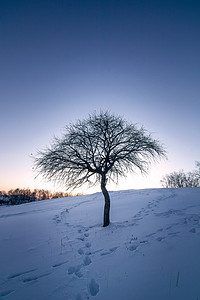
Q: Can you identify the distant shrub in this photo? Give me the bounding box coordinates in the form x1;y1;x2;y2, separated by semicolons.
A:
161;161;200;188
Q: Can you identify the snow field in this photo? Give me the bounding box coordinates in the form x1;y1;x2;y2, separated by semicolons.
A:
0;188;200;299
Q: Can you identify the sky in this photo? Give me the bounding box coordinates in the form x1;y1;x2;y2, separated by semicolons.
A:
0;0;200;194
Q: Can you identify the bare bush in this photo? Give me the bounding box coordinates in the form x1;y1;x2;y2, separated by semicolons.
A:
161;161;200;188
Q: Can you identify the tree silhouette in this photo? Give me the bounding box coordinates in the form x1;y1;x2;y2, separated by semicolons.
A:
34;111;166;226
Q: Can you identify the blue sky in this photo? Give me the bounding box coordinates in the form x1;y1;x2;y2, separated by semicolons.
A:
0;0;199;193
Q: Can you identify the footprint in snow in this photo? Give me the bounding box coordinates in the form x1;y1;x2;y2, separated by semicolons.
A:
83;256;92;266
128;244;138;251
166;225;172;230
78;227;89;233
53;215;61;223
68;265;81;275
156;237;165;242
85;242;91;248
89;279;99;296
158;228;164;232
0;290;14;298
78;248;84;255
75;271;83;278
68;265;83;277
68;253;92;279
77;236;85;241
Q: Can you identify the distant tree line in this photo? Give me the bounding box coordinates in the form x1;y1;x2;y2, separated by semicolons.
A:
0;188;81;206
161;161;200;188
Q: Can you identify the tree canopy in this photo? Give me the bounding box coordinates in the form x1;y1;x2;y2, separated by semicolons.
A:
34;111;166;226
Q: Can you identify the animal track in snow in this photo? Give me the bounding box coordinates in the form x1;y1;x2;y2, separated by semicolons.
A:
167;231;180;236
77;236;85;241
146;232;156;238
23;272;50;283
100;246;118;256
126;237;140;252
8;269;37;279
128;244;139;251
52;261;68;268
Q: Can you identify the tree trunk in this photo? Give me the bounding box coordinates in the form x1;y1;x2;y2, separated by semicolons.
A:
101;174;110;227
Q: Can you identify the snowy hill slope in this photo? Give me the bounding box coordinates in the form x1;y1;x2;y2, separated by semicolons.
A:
0;188;200;300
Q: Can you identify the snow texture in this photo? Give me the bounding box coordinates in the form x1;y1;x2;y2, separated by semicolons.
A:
0;188;200;299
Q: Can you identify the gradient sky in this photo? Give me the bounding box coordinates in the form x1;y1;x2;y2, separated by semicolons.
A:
0;0;200;194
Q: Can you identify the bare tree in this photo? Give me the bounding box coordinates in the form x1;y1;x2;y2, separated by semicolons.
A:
34;111;166;227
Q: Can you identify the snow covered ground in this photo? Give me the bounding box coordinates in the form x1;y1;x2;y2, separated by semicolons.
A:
0;188;200;300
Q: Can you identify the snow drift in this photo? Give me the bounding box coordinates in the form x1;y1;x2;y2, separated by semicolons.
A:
0;188;200;299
